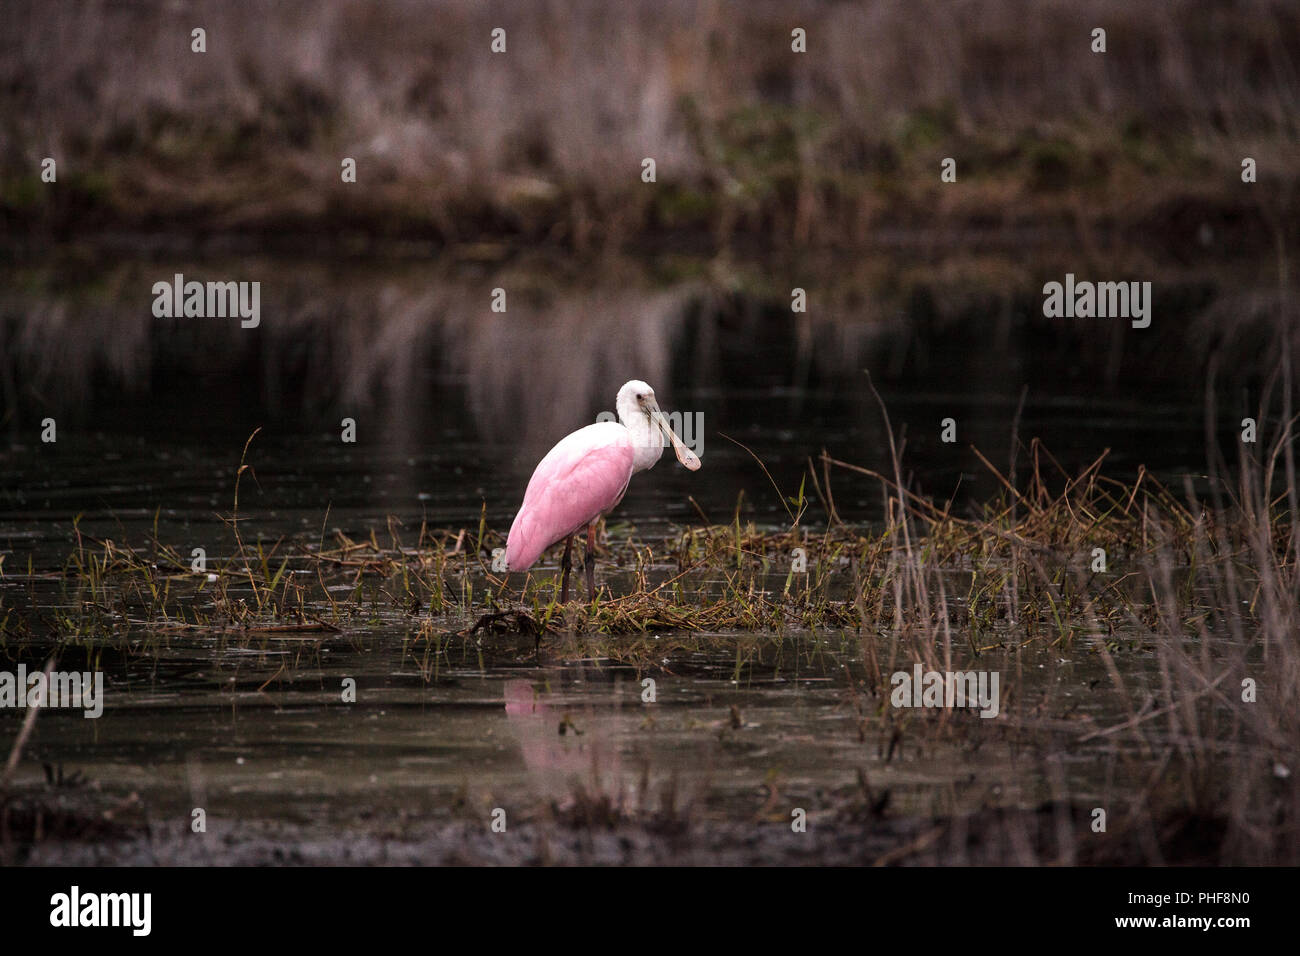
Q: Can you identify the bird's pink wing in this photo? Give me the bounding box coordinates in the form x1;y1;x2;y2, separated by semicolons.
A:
505;424;634;571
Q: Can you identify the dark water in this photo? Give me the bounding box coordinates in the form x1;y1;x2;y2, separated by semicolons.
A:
0;253;1248;563
8;613;1169;864
0;250;1275;861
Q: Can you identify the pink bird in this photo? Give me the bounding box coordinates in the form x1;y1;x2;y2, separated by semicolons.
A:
506;379;701;601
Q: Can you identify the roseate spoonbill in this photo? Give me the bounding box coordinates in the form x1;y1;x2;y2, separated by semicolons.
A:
506;380;701;601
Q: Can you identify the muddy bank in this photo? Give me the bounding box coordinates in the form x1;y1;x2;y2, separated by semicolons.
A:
5;785;1231;866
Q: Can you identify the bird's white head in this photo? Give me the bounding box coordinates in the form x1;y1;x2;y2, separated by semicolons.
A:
615;380;701;472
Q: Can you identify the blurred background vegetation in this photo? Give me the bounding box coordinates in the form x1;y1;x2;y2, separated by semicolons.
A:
1;0;1295;256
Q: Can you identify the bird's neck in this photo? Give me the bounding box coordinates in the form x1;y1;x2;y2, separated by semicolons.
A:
620;408;664;473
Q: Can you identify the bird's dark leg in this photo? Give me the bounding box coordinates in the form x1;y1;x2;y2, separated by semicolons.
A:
559;534;574;603
584;523;597;602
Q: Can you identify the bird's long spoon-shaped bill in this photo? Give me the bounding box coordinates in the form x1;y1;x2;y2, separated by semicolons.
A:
652;410;702;470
